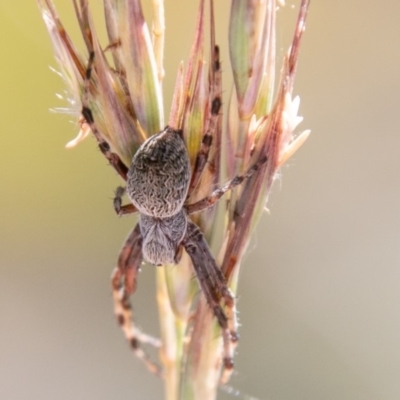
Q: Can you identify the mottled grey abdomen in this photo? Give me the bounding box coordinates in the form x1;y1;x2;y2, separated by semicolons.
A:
127;127;191;218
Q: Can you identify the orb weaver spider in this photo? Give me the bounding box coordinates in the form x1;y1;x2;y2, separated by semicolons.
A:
81;49;266;378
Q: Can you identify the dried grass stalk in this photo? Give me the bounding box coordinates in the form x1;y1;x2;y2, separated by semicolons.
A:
38;0;310;399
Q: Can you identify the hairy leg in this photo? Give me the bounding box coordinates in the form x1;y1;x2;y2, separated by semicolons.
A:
111;223;162;375
188;45;222;194
186;154;267;214
113;186;138;216
182;220;238;383
81;51;129;181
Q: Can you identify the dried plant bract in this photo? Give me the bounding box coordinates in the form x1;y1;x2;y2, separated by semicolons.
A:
38;0;311;399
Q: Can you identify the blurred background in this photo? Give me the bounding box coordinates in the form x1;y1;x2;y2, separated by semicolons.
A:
1;1;400;399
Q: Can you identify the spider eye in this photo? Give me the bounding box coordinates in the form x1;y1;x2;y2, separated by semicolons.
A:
142;238;176;266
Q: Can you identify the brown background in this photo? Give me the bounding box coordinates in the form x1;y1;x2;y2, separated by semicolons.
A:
1;1;400;399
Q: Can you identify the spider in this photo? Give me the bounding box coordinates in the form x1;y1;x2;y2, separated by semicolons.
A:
80;49;267;378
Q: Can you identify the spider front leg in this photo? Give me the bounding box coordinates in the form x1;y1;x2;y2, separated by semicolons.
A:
182;221;238;384
112;223;162;376
186;154;268;214
81;51;129;181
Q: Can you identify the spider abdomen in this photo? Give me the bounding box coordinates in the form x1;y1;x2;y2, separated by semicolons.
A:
140;211;187;265
127;127;191;218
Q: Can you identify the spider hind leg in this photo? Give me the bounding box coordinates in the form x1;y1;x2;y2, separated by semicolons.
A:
113;186;138;216
188;45;222;194
186;154;268;215
81;51;129;181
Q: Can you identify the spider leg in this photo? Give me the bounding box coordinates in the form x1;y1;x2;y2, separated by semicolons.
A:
186;154;268;214
111;223;162;376
188;45;222;193
113;186;138;216
182;220;238;383
81;51;129;181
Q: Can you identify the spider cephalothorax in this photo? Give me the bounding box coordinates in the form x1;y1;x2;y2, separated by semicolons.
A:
139;210;188;266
